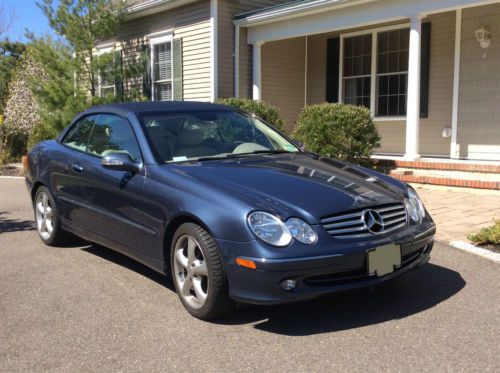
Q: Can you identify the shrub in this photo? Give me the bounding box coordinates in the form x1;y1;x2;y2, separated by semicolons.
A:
217;98;285;132
293;103;380;165
468;220;500;246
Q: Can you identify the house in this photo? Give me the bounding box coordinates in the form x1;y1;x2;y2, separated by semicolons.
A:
100;0;500;167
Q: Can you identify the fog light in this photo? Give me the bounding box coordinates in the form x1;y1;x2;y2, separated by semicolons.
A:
281;279;296;291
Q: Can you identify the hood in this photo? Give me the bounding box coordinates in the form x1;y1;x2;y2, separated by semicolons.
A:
166;153;407;224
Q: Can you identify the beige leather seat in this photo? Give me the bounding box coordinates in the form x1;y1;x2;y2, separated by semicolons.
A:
175;128;217;158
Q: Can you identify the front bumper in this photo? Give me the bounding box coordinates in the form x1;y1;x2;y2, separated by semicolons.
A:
217;223;435;305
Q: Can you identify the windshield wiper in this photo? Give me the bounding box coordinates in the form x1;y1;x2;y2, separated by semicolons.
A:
183;150;294;163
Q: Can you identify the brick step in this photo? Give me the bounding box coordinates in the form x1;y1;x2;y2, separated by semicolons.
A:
389;173;500;190
376;159;500;173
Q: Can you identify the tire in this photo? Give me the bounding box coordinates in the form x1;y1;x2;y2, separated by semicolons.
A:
170;223;235;320
33;186;72;246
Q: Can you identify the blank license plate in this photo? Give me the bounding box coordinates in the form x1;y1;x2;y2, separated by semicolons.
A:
367;244;401;277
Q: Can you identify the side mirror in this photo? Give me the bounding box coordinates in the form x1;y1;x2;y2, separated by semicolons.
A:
101;152;142;174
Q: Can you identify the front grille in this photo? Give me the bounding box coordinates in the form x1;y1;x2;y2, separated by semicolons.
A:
321;203;407;239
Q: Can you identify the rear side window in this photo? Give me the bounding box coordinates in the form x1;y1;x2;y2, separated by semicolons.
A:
87;114;141;161
63;116;97;152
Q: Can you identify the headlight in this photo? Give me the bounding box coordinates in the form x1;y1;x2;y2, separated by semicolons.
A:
286;218;318;245
247;212;317;247
248;212;292;247
405;188;426;223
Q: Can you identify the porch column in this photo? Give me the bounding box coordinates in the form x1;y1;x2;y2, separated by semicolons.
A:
252;41;264;100
405;15;423;160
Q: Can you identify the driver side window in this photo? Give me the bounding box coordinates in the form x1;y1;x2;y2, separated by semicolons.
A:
87;115;141;161
63;116;97;153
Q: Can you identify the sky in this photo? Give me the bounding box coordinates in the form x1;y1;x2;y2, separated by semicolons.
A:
1;0;56;42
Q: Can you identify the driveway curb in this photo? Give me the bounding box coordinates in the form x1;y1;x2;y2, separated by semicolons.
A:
0;176;24;179
449;240;500;264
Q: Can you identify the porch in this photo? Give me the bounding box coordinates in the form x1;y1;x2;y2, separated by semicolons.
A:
234;0;500;163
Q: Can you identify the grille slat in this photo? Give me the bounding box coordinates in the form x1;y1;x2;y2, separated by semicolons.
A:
321;203;407;239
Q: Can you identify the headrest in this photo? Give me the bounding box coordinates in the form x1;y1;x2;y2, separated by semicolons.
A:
177;128;204;147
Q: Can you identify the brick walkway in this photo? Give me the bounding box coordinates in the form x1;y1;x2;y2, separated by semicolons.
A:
412;184;500;243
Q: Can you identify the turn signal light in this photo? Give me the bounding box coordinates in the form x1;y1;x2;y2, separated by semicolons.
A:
235;257;257;270
22;155;29;174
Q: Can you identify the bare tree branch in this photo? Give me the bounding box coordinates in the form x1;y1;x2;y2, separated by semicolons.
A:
0;4;16;37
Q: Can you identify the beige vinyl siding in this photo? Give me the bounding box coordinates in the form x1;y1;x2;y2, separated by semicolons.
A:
218;0;293;99
458;4;500;160
115;0;211;101
262;37;306;132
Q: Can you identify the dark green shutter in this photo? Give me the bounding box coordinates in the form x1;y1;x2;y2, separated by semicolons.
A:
142;44;152;100
420;22;431;118
172;38;183;101
114;50;123;98
326;37;340;103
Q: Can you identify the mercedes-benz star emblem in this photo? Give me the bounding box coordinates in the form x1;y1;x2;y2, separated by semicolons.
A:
362;209;385;234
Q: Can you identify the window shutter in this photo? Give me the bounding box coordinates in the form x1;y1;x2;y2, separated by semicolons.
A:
420;22;431;118
172;38;183;101
142;44;152;100
326;37;340;103
114;50;123;97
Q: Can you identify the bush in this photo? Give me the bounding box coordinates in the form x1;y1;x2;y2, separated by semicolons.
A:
293;103;380;165
468;220;500;246
217;98;285;132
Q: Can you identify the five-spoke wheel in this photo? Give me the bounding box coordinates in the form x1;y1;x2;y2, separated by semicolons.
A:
35;190;54;241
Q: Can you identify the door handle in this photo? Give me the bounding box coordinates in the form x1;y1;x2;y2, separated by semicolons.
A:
71;163;84;173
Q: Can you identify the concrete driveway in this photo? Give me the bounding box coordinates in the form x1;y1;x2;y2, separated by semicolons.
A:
1;177;499;372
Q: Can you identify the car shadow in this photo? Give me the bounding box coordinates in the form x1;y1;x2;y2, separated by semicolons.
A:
0;211;35;233
82;244;175;291
80;244;465;336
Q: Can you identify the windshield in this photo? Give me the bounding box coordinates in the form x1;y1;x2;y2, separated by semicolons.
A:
139;110;299;163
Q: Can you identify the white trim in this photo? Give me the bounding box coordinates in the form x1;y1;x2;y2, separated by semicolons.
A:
234;24;240;98
374;116;407;122
210;0;218;102
94;45;121;98
304;35;308;106
450;9;462;159
149;33;174;101
369;31;377;116
338;36;344;103
243;0;500;44
372;154;500;164
147;28;174;41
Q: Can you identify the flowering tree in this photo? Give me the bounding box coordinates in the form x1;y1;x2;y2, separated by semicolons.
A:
1;53;48;159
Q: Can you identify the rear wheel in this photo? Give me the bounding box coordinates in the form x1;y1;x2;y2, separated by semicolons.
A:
171;223;235;320
34;186;71;246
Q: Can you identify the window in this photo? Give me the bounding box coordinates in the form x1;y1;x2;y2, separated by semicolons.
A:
87;115;141;161
63;116;97;152
341;27;410;117
376;29;409;116
343;34;372;108
99;52;116;97
152;42;173;101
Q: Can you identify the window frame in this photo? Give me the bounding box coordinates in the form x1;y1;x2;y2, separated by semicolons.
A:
338;23;410;121
149;32;174;102
95;45;120;98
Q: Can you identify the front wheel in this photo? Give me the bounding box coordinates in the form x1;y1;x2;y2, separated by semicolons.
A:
170;223;235;320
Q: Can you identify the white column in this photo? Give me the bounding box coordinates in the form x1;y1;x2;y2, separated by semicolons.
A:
252;41;264;101
234;25;240;98
450;9;462;159
405;15;423;160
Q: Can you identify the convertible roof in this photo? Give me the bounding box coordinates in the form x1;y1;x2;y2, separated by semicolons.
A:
82;101;234;117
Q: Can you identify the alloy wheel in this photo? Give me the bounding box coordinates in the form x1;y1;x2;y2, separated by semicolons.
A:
173;235;209;309
35;191;54;241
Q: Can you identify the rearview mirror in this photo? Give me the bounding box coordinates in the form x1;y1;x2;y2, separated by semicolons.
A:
101;153;142;174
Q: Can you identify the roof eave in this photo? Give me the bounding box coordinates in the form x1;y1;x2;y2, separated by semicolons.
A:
234;0;379;27
126;0;200;19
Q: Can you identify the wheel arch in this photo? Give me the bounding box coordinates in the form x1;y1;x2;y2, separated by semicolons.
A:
162;213;217;273
31;181;46;202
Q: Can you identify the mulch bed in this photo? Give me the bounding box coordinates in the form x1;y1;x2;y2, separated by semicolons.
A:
477;244;500;254
0;166;22;177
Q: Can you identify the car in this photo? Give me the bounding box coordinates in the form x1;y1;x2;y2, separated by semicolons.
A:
25;102;436;319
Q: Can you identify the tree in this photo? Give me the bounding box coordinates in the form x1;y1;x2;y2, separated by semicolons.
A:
37;0;127;97
0;4;15;37
0;40;25;113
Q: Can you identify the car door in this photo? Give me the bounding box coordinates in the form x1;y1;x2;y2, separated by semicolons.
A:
53;115;99;228
77;114;160;259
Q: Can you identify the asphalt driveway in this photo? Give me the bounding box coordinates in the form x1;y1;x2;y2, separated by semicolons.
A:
0;177;499;372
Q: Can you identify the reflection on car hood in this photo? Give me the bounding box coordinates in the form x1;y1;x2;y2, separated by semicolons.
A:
167;153;407;223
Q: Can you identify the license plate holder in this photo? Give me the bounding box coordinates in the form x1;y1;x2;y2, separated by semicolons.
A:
367;244;401;277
